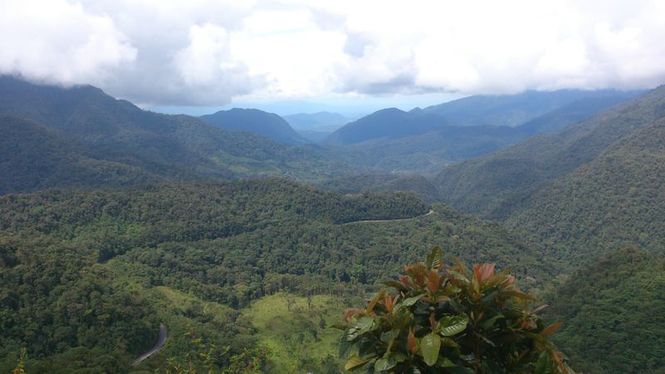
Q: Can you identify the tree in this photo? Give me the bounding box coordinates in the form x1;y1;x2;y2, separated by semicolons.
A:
340;248;573;373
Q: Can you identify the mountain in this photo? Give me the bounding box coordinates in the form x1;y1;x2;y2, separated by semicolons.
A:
517;93;640;135
325;107;445;145
200;108;307;145
546;247;665;373
505;115;665;262
0;178;543;372
435;86;665;218
333;124;527;173
421;89;638;127
0;116;158;194
0;76;342;191
325;90;638;173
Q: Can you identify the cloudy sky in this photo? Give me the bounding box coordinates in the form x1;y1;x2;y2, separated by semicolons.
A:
2;0;665;114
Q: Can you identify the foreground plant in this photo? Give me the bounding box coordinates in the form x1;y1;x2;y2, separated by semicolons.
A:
340;248;573;373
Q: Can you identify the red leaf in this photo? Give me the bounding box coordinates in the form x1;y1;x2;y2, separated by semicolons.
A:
427;271;441;293
541;321;562;336
407;328;418;354
473;263;495;283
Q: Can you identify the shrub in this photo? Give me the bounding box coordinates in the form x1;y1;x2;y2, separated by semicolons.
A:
340;248;573;373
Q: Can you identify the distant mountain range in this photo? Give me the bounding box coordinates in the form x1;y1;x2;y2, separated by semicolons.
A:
201;108;307;145
325;90;639;172
435;85;665;220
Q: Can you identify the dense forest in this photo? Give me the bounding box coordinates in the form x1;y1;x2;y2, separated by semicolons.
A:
0;179;546;372
546;248;665;373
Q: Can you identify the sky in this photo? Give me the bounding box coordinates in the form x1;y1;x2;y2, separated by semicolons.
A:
1;0;665;115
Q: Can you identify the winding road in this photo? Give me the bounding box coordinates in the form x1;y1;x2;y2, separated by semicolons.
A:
340;209;435;225
132;323;167;366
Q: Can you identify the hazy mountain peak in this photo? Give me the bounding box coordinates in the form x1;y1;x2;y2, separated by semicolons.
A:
201;108;307;145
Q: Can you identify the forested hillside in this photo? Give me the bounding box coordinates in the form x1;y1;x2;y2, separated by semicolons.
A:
0;178;543;372
436;85;665;218
0;76;345;191
0;116;159;194
546;248;665;373
506;117;665;265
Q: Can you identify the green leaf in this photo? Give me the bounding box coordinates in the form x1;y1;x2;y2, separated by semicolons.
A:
480;313;504;330
426;246;443;269
344;355;372;371
438;315;469;337
534;351;554;374
436;356;457;367
441;337;459;348
420;333;441;366
380;329;399;343
401;294;425;307
374;357;397;371
347;316;376;341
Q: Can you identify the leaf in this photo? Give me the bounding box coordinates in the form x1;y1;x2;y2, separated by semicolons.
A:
383;280;408;292
532;304;550;314
346;316;376;341
366;291;385;313
534;351;554;374
437;356;457;367
427;270;441;293
380;329;399;343
541;321;562;336
420;333;441;366
438;315;469;337
441;337;459;348
426;246;443;269
473;263;495;283
407;328;418;354
374;357;397;371
344;355;372;371
401;294;424;307
480;313;504;330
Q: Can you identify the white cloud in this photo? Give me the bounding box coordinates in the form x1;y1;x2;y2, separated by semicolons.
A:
0;0;136;85
1;0;664;105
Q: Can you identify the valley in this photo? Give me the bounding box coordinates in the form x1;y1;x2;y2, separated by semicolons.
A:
1;75;664;373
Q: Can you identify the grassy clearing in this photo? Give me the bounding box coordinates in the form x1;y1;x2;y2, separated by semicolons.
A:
242;293;349;373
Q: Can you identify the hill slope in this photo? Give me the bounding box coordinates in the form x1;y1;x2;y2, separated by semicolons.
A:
422;89;634;127
325;108;446;145
546;248;665;373
201;108;307;145
0;116;158;194
435;86;665;218
505;117;665;263
0;76;342;189
326;90;637;172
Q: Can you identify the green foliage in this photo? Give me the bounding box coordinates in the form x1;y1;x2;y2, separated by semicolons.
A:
506;119;665;268
546;248;665;373
341;248;572;373
242;293;351;373
0;179;542;371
